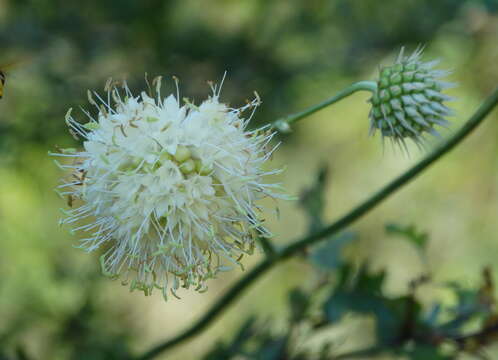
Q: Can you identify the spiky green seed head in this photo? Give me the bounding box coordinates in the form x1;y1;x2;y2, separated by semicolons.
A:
369;48;455;148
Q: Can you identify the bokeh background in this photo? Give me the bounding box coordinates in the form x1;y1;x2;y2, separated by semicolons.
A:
1;0;498;359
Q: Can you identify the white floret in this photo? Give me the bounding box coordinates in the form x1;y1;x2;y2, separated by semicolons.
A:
54;79;285;300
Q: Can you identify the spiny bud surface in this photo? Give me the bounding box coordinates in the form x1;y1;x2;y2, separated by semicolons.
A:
369;48;454;148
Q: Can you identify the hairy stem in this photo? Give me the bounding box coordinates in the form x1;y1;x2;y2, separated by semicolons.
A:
137;87;498;360
272;81;377;132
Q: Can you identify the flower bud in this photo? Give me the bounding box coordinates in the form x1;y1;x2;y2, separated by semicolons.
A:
369;47;454;148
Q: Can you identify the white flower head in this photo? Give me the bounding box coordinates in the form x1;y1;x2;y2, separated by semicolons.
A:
54;76;284;300
368;47;455;150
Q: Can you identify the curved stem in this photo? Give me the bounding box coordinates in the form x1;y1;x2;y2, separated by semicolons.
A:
137;87;498;360
272;81;377;132
257;236;276;257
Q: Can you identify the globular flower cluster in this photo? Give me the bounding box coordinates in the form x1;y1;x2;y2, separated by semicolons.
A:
369;48;454;148
54;77;284;300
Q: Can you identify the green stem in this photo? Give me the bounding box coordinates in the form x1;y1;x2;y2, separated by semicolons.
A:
137;87;498;360
257;236;276;257
272;81;377;132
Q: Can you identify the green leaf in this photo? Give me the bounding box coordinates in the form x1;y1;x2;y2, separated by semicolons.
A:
254;337;288;360
376;296;421;344
202;317;257;359
385;223;428;250
323;291;352;323
323;265;387;323
299;165;328;233
323;265;423;344
299;166;358;271
399;345;452;360
439;281;489;334
289;288;310;323
355;266;386;295
423;303;442;327
229;317;258;351
310;231;357;270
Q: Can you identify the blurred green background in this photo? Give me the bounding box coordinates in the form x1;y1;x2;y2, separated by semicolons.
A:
1;0;498;359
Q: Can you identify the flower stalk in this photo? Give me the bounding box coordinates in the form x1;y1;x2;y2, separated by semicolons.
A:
272;81;377;132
